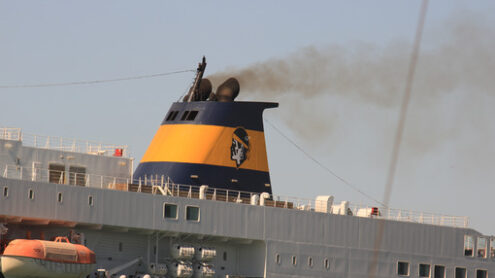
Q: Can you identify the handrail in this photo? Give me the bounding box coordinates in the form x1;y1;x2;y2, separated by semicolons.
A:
0;127;129;158
0;163;469;228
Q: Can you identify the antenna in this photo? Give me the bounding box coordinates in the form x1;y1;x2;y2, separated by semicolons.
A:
185;56;207;102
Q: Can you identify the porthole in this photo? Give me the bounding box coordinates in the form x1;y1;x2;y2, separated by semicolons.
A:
291;256;297;266
88;195;94;206
57;192;63;203
28;189;34;200
324;258;330;270
275;253;281;265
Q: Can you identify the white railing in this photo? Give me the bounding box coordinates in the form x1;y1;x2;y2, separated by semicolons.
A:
0;127;129;157
0;163;469;228
0;128;21;141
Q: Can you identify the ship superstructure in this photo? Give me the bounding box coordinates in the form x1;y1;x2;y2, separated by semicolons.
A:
0;59;494;278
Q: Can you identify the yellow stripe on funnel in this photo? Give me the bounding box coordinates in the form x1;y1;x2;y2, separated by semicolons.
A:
140;124;269;172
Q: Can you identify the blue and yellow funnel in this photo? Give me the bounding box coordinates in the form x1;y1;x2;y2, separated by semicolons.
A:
133;58;278;194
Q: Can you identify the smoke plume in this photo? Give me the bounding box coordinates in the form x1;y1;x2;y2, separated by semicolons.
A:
209;16;494;103
207;15;495;148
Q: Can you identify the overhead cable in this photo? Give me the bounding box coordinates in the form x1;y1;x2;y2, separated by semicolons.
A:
265;118;385;207
0;69;195;89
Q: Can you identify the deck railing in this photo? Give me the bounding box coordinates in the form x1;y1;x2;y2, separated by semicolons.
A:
0;127;129;157
0;163;469;228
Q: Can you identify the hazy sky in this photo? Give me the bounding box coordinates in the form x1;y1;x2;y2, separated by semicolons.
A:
1;1;495;234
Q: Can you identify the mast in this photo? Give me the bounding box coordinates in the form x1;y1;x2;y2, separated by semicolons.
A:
185;56;207;102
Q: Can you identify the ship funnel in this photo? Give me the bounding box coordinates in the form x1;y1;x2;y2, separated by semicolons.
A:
215;77;240;102
134;94;278;193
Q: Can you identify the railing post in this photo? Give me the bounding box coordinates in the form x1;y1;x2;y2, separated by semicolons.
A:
100;176;103;189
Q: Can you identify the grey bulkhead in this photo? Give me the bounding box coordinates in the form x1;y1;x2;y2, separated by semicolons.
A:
1;139;494;277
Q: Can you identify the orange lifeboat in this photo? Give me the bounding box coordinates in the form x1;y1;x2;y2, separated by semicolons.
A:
1;236;96;278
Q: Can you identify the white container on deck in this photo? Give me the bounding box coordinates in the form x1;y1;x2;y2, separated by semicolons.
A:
315;195;334;213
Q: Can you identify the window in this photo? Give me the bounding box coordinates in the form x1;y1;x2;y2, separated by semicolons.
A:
69;166;86;186
324;258;330;270
419;264;430;277
166;111;179;121
49;164;65;184
476;269;487;278
181;111;190;121
477;237;487;258
465;235;474;256
186;206;200;221
275;253;281;265
28;189;34;200
3;186;8;197
118;242;123;252
397;261;409;276
491;238;495;258
180;110;199;121
291;256;297;266
434;265;445;278
88;195;94;206
455;267;466;278
308;257;313;267
57;192;63;203
186;111;198;121
163;203;178;219
223;251;227;261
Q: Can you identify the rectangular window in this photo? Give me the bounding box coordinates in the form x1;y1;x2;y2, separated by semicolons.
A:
49;164;65;184
434;265;445;278
186;111;198;121
186;206;200;221
419;264;430;277
166;111;175;121
2;186;8;198
88;195;94;206
477;237;487;258
69;166;86;186
163;203;178;219
28;189;34;200
165;111;179;121
171;111;179;120
181;111;190;121
476;269;487;278
464;235;474;256
397;261;409;276
57;192;63;203
455;267;466;278
491;238;495;258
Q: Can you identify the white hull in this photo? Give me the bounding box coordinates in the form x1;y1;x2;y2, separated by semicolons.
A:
1;256;95;278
